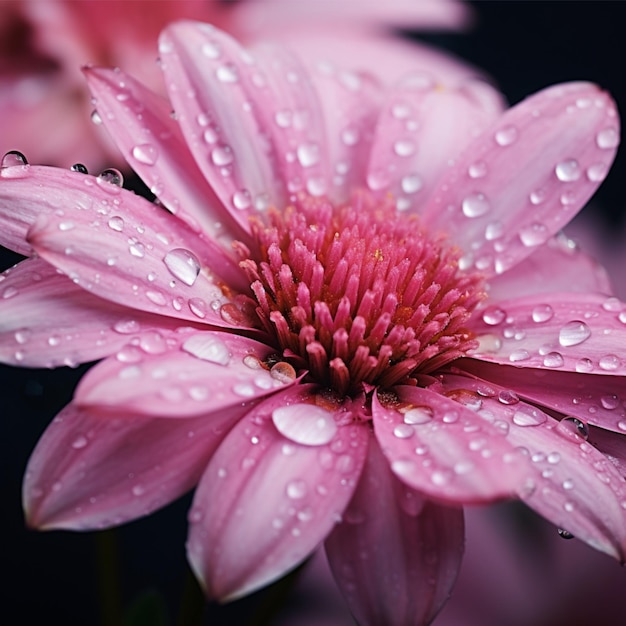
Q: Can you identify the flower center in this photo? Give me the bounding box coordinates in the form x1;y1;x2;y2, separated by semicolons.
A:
239;192;485;395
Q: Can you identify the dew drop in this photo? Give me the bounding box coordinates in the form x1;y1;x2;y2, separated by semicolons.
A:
575;358;593;373
532;304;554;323
509;349;530;362
107;216;124;232
600;394;619;410
232;189;251;210
596;127;619;149
529;188;546;205
128;240;145;258
513;405;547;427
482;306;506;326
401;174;423;194
393;139;415;157
519;222;548;247
202;41;221;59
113;319;140;334
286;479;307;499
543;351;564;368
272;403;338;446
558;321;591;347
97;168;124;187
393;423;415;439
1;150;28;168
587;162;608;182
146;290;167;306
599;354;620;371
498;390;519;405
494;125;518;146
71;435;89;450
462;193;490;218
163;248;201;286
296;143;320;168
71;163;88;174
558;528;574;540
485;221;504;240
468;161;487;178
403;405;434;425
182;334;230;365
132;143;159;165
216;63;238;83
269;362;296;384
188;297;207;318
557;416;589;441
555;159;581;182
211;144;233;166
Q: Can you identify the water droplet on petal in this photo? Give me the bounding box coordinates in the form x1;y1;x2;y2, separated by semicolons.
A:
132;143;159;165
232;189;251;210
599;354;620;371
107;216;124;232
557;416;589;441
482;306;506;326
97;168;124;187
558;528;574;539
297;143;320;168
462;193;490;218
202;41;221;59
211;144;233;166
468;161;487;178
71;163;88;174
532;304;554;323
272;403;337;446
182;334;230;365
1;150;28;168
71;434;89;450
596;127;619;149
513;405;547;427
543;351;564;368
393;139;415;157
600;394;619;410
216;63;238;83
519;222;549;247
269;362;296;384
587;162;608;182
163;248;201;286
495;125;518;146
286;479;307;499
393;423;415;439
555;159;581;182
188;298;207;318
401;174;423;194
498;390;519;405
559;321;591;347
403;405;434;425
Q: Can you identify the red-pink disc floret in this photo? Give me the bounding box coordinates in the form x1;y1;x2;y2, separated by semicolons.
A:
239;191;485;395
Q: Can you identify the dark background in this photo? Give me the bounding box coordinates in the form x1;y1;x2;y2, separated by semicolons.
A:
2;2;626;625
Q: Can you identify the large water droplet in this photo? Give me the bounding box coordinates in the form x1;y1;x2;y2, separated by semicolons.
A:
296;143;320;168
97;168;124;188
132;143;159;165
163;248;201;286
556;416;589;441
558;321;591;347
182;334;230;365
1;150;28;168
599;354;620;371
403;405;434;425
600;394;619;410
401;174;423;194
543;351;564;368
555;159;581;182
393;423;415;439
216;63;238;83
532;304;554;323
519;222;548;247
462;193;490;218
107;216;124;232
272;403;338;446
211;144;233;166
232;189;251;210
482;306;506;326
71;163;88;174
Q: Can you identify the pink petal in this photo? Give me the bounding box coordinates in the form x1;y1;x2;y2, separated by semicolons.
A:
589;426;626;476
325;441;464;626
159;22;329;224
187;385;369;600
24;401;246;530
372;385;528;503
422;82;619;278
0;257;184;367
439;373;626;560
367;79;504;213
487;233;613;301
458;359;626;435
22;166;251;327
75;329;295;417
468;292;626;376
84;66;250;245
306;62;382;201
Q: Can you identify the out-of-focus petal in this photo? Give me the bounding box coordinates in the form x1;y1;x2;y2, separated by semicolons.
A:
18;167;251;327
187;385;369;600
457;359;626;436
325;441;464;626
367;79;504;213
439;373;626;560
468;292;626;376
75;329;295;417
422;82;619;278
24;401;246;530
0;257;185;367
372;385;528;503
84;66;250;245
487;233;612;300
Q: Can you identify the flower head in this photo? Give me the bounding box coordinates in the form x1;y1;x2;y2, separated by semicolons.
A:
1;21;625;626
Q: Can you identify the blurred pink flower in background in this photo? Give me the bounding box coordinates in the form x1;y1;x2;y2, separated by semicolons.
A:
0;0;473;170
1;17;625;626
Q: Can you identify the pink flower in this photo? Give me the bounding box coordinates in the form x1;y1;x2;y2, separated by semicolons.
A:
0;0;472;169
1;20;624;625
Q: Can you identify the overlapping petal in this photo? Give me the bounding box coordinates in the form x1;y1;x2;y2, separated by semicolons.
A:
469;292;626;376
439;374;626;560
24;401;247;530
325;442;464;626
367;79;504;213
373;385;529;503
0;257;185;367
422;82;619;278
75;329;295;417
187;385;369;600
84;66;249;244
19;166;250;327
